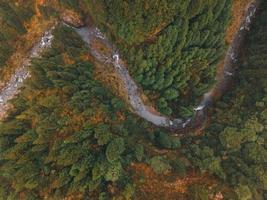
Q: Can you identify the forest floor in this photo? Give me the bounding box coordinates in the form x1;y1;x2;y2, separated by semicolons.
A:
131;163;227;200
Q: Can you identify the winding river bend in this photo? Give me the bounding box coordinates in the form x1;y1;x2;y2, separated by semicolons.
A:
0;0;261;133
73;0;260;132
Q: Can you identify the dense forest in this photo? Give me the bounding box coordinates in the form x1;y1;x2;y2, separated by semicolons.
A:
84;0;232;116
184;2;267;199
0;25;145;199
0;23;183;199
0;0;266;199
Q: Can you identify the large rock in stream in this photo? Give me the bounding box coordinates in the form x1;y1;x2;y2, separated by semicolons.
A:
61;10;84;28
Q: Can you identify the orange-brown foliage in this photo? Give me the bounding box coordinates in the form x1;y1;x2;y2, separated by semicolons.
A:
62;53;75;65
35;0;46;17
216;0;252;78
131;163;217;200
226;0;252;44
89;111;105;125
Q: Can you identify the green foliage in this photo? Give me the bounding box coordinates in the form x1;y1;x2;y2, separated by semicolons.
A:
188;184;209;200
0;1;34;68
83;0;231;115
1;1;266;199
219;127;242;150
38;5;58;19
242;143;267;164
185;2;267;198
122;183;135;200
98;192;108;200
92;159;107;181
134;144;144;162
106;138;125;163
186;145;225;179
155;131;181;149
234;184;252;200
94;124;112;145
171;158;187;177
0;26;151;198
105;162;122;182
164;88;179;100
60;0;80;11
149;156;171;174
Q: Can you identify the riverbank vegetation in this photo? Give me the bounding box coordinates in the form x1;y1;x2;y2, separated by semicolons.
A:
0;0;35;69
83;0;232;117
0;25;141;199
0;24;186;199
184;2;267;199
0;0;266;199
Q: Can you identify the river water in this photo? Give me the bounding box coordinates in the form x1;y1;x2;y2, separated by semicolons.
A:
73;0;260;132
0;27;55;120
0;1;260;133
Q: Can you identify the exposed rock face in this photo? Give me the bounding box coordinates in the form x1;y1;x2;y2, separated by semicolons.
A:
61;10;84;28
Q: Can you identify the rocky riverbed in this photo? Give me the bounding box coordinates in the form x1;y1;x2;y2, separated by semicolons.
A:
0;0;260;133
0;26;55;120
73;0;260;133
